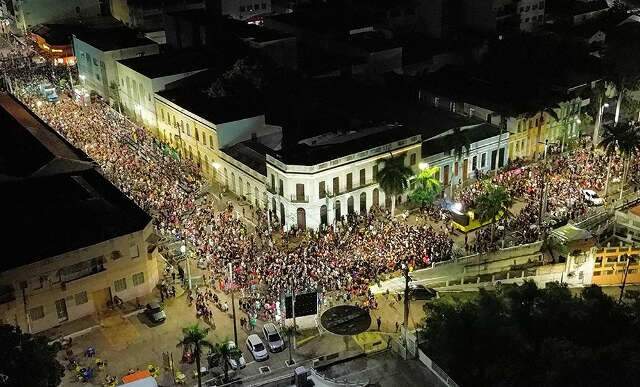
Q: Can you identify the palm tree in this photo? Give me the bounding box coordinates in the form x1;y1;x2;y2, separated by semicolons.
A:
178;324;213;387
451;127;471;193
600;123;640;200
409;166;442;207
376;153;413;216
281;324;296;366
210;338;242;383
475;183;512;243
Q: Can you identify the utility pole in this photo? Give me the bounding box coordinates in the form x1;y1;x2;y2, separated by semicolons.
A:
619;254;633;303
290;276;297;350
228;263;238;345
402;262;410;345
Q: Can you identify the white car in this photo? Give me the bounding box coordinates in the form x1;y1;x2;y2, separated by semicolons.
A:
581;189;604;206
226;341;246;370
246;334;269;361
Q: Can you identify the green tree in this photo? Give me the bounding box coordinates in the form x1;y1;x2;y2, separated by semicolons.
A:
0;324;64;387
600;122;640;199
409;166;442;207
475;183;511;242
178;324;213;387
420;282;640;387
376;154;413;216
210;338;242;383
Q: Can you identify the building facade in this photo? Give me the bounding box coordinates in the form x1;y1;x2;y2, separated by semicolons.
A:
0;223;159;333
116;54;208;131
73;31;158;102
263;131;422;230
421;124;507;190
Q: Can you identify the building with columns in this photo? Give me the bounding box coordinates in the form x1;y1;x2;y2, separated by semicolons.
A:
265;127;422;229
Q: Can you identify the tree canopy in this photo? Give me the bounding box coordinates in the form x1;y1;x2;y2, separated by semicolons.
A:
409;166;442;207
0;324;64;387
420;282;640;387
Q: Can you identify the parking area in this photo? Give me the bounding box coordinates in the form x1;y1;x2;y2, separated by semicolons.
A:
56;283;311;386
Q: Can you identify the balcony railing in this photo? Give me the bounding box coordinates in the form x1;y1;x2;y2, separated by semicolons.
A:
290;194;309;203
60;262;106;283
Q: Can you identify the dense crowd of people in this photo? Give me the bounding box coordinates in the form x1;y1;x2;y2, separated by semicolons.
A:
6;53;638;324
13;80;456;321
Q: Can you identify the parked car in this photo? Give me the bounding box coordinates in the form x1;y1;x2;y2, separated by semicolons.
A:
581;189;604;206
246;334;269;361
226;341;246;370
409;284;437;301
262;323;285;352
144;302;166;323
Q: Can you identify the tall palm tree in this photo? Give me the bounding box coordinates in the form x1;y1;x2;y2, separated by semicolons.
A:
178;324;213;387
475;183;512;242
210;338;242;383
376;153;413;216
600;123;640;200
281;324;296;366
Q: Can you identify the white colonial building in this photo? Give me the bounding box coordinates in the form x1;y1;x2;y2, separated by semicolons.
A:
264;127;422;229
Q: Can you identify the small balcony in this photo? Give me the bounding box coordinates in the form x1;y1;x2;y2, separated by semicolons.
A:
290;194;309;203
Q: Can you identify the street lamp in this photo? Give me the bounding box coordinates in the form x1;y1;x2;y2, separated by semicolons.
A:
418;162;429;170
593;102;610;146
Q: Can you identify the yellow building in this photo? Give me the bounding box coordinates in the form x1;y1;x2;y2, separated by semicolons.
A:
508;98;583;160
591;245;640;287
154;84;280;189
0;94;159;333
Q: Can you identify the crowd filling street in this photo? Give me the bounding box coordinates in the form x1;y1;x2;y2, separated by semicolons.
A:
7;62;638;324
2;47;640;383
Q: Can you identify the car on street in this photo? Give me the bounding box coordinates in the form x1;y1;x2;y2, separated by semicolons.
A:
144;302;166;323
581;189;604;206
246;334;269;361
262;323;285;352
409;284;437;301
226;341;246;370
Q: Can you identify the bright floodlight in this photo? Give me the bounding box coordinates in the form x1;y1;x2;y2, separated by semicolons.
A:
452;202;463;212
180;244;186;254
604;103;609;108
419;162;429;170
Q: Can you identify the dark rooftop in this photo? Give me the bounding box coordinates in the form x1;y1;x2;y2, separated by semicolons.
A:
31;24;86;46
422;123;501;158
0;94;151;271
157;72;264;124
0;94;93;180
272;124;419;166
118;50;209;79
221;141;272;176
74;26;157;51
